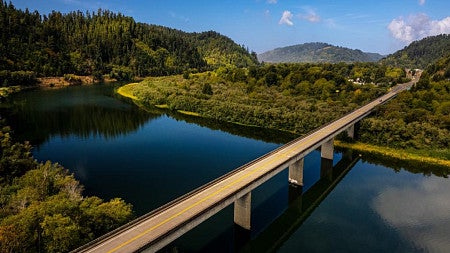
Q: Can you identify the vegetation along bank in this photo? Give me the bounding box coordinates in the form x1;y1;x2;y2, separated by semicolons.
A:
117;60;449;166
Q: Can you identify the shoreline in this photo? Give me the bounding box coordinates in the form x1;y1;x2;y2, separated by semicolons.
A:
335;140;450;168
116;82;449;168
37;75;117;89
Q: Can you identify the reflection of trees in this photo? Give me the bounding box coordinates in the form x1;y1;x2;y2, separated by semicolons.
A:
168;112;297;145
5;99;156;146
356;151;449;178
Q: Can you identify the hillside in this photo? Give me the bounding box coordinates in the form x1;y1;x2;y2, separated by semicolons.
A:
0;1;257;86
381;34;450;69
258;42;383;63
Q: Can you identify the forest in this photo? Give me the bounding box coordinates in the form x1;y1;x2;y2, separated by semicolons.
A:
0;1;257;86
381;34;450;69
0;123;134;252
121;59;449;159
120;62;406;135
360;54;450;157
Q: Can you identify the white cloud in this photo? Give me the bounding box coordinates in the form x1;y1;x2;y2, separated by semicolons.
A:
388;13;450;43
169;11;190;23
373;177;450;253
279;10;294;26
418;0;426;6
299;9;321;23
267;0;277;4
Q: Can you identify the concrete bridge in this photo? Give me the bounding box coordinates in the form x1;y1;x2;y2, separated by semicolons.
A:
240;150;361;253
74;80;416;253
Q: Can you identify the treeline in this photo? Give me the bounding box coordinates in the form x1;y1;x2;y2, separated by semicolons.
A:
123;62;405;134
360;55;450;152
0;124;134;252
381;34;450;69
0;1;257;86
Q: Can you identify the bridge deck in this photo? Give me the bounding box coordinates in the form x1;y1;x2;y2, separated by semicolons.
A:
76;80;415;253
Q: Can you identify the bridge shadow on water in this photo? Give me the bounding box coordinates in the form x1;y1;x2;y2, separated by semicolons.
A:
159;150;360;253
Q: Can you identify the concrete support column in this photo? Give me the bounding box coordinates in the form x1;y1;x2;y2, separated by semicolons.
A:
321;138;334;160
234;192;252;230
347;124;355;139
288;158;304;186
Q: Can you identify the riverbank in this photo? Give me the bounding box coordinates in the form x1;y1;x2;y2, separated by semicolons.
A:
116;77;449;168
37;75;117;88
335;140;450;168
117;83;139;100
0;85;22;99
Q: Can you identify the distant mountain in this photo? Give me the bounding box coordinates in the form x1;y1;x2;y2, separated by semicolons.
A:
381;34;450;69
258;42;384;63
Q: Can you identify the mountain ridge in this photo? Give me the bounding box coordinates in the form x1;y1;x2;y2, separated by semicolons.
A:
380;34;450;69
258;42;384;63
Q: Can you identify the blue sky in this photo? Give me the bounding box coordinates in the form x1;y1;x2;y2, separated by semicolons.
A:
10;0;450;54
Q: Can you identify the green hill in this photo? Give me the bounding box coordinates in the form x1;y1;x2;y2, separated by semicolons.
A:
381;34;450;69
258;42;383;63
0;1;257;85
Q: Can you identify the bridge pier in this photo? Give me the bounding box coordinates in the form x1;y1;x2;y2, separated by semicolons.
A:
234;192;252;230
347;124;355;139
288;158;304;186
321;138;334;160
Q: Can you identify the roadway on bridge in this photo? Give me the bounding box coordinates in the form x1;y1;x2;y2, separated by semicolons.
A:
76;80;415;253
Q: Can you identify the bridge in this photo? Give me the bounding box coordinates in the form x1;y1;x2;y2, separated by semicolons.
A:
75;79;416;253
240;150;360;253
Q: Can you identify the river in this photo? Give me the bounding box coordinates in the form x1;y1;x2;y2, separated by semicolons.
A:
3;84;450;253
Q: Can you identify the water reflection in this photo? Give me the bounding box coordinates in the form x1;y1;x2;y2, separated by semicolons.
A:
358;150;450;178
3;85;154;145
373;176;450;253
240;151;360;253
169;112;297;145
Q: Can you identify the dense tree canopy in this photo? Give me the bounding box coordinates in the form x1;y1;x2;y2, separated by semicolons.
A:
360;55;450;151
0;125;134;252
381;34;450;69
0;1;258;86
122;62;406;134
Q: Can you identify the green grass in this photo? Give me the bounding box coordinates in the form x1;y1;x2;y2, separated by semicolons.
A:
177;110;200;116
335;140;450;167
116;83;139;100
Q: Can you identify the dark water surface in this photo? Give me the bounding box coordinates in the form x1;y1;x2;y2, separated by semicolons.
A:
3;84;449;253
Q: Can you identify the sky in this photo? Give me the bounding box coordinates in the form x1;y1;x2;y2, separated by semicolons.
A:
9;0;450;55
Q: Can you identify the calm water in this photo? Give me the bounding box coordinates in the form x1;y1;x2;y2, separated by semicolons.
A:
3;84;450;253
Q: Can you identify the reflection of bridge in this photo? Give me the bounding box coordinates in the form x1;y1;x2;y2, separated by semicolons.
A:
75;80;416;253
239;151;360;253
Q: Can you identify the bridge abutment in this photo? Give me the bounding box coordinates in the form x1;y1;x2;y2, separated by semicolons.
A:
288;158;304;186
234;192;252;230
